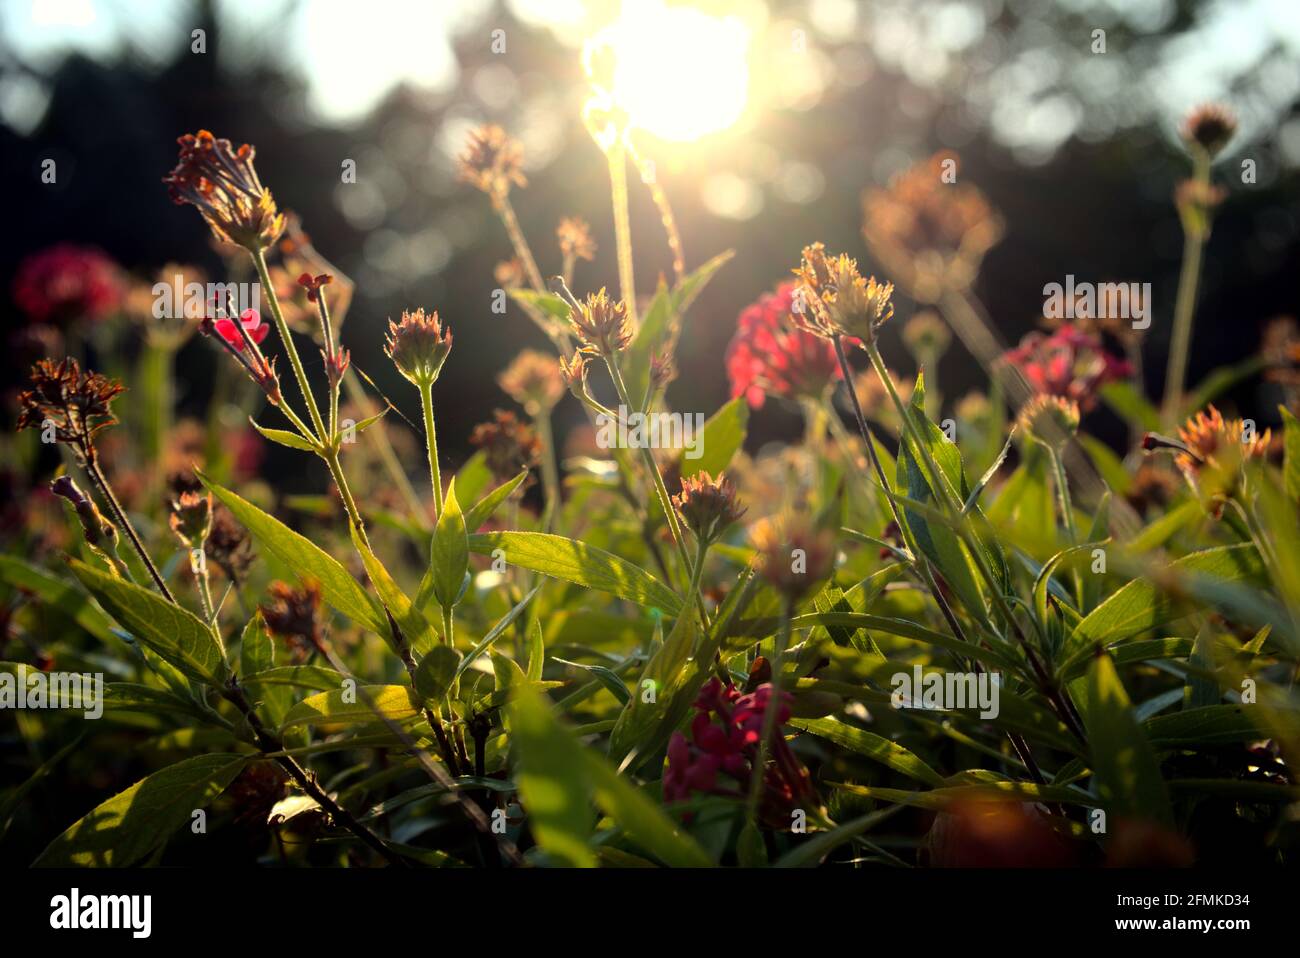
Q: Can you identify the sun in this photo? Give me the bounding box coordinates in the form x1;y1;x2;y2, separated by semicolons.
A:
585;1;752;143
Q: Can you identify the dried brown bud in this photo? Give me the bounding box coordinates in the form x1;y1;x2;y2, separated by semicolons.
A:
1180;103;1237;158
458;125;526;198
17;358;126;457
385;308;452;387
260;579;324;663
569;288;632;356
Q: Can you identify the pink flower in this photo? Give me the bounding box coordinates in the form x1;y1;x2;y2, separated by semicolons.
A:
213;309;270;350
12;244;123;326
725;282;843;408
1001;323;1131;410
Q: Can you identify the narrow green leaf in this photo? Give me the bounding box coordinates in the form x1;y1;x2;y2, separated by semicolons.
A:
679;396;748;481
431;483;469;610
248;418;319;452
68;559;228;685
791;716;943;786
280;685;421;731
34;754;247;867
464;470;527;532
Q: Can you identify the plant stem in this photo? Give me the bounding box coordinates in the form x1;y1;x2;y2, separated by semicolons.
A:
83;451;175;602
833;336;909;535
323;448;370;548
1162;153;1211;426
536;410;561;530
493;192;545;294
251;245;326;442
343;371;427;529
607;143;638;328
746;596;792;827
419;381;442;519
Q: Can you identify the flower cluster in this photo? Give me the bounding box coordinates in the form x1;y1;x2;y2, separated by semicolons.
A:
16;358;126;457
1000;324;1132;411
469;410;542;483
664;678;810;823
726;281;842;408
163;131;285;250
12;244;123;326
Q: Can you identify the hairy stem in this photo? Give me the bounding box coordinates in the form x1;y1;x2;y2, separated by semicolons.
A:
419;381;443;519
607;143;638;329
251;245;326;442
83;451;175;602
1162;153;1211;426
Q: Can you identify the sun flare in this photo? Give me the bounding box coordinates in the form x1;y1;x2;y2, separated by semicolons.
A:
585;1;752;143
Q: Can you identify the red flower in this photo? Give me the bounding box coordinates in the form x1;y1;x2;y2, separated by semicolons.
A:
12;244;123;326
213;308;269;350
1000;323;1131;410
726;281;842;408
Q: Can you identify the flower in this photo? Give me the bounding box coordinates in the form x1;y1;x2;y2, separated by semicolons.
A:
16;358;126;457
458;124;526;198
385;308;453;387
749;512;836;600
792;243;894;343
663;677;811;824
260;579;324;663
163;131;286;250
296;272;333;303
469;410;542;482
1170;405;1270;511
673;471;746;543
726;281;842;408
1000;324;1131;411
901;310;951;362
568;288;632;356
498;349;565;415
1017;394;1080;449
1180;103;1237;158
213;308;270;350
862;151;1003;302
557;217;597;262
12;244;123;326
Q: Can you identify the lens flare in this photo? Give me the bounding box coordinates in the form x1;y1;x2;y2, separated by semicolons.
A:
585;1;751;143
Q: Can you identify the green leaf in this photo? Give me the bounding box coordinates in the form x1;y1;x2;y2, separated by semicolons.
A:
0;556;117;643
350;526;436;652
34;754;247;866
414;645;461;701
1100;380;1161;433
1083;652;1173;826
507;288;571;326
1065;544;1265;659
525;619;545;682
553;657;631;705
240;666;341;692
1282;407;1300;504
679;396;748;481
280;685;421;731
608;610;699;768
68;559;228;685
791;717;943;786
468;531;680;613
510;684;712;867
202;475;385;634
248;418;319;452
1145;704;1293;748
464;470;528;532
774;807;899;867
455;584;543;682
239;611;274;676
673;249;734;313
431;483;469;610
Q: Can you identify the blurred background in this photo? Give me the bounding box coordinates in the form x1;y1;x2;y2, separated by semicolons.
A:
3;0;1299;471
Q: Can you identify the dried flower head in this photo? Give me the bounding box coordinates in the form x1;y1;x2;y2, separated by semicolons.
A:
385;308;453;387
458;124;526;198
862;151;1003;302
164;131;286;250
498;349;565;416
726;281;842;408
17;358;126;458
557;217;597;263
206;507;254;583
13;244;123;326
50;475;118;551
649;349;677;393
569;288;632;356
1172;405;1270;510
792;243;893;343
494;258;525;288
1181;103;1237;158
169;490;213;548
749;513;835;600
673;472;746;544
469;410;542;482
260;579;324;663
901;310;952;361
1017;394;1080;449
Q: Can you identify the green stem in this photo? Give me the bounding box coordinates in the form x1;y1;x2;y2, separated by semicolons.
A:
419;381;442;518
746;596;792;827
84;452;175;603
536;411;561;531
607;143;638;329
1162;153;1211;426
251;246;326;442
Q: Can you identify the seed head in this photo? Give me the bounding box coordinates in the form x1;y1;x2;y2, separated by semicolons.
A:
569;288;632;356
385;308;452;387
163;131;286;251
17;358;126;457
673;471;746;544
458;125;526;199
1180;103;1237;158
